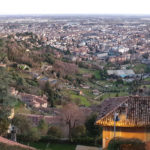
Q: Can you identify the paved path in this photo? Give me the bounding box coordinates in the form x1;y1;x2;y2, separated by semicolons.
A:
94;93;104;100
76;145;102;150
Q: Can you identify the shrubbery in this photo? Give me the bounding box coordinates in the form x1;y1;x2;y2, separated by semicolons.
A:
108;138;146;150
12;115;40;142
40;135;101;146
72;136;102;146
47;126;62;138
71;125;86;138
85;113;102;137
38;119;48;136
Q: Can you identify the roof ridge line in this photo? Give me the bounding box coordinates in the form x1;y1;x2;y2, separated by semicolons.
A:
97;96;129;122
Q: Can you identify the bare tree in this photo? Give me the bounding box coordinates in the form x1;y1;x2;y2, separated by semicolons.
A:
53;60;78;77
60;103;85;140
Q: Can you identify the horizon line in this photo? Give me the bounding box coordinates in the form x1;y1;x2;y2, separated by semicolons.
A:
0;13;150;17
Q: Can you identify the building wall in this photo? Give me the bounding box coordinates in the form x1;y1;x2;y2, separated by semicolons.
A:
102;126;150;148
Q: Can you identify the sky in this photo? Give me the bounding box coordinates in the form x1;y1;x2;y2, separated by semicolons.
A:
0;0;150;15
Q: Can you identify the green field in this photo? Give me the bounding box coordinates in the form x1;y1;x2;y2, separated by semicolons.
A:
70;94;90;106
133;63;147;74
62;90;91;106
93;70;101;80
28;142;76;150
144;77;150;81
79;68;92;74
100;92;129;101
79;68;100;80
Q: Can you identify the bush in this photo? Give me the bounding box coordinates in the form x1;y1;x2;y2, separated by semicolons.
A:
44;54;55;65
12;115;40;142
40;135;101;146
38;119;48;136
71;125;86;138
72;136;95;146
47;126;62;138
85;113;102;137
17;127;40;142
95;136;102;146
108;138;146;150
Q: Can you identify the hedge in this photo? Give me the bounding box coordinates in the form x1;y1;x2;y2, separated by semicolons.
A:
39;135;102;146
108;138;145;150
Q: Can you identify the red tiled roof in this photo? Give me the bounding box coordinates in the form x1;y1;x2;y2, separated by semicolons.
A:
94;96;129;120
96;96;150;127
0;136;35;149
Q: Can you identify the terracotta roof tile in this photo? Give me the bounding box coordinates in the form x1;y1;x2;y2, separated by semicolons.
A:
94;96;129;120
0;136;35;150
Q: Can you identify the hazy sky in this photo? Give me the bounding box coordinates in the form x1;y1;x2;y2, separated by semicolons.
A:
0;0;150;15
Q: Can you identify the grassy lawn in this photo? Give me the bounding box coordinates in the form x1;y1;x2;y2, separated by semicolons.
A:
15;102;32;114
141;84;150;88
70;94;90;106
79;68;101;79
100;92;128;101
133;63;147;74
79;68;92;74
82;89;94;99
93;70;100;80
62;89;91;106
144;77;150;81
28;142;76;150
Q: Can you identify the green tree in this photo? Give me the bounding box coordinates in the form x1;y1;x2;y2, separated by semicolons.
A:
47;126;62;138
142;53;149;59
38;119;48;136
0;106;10;135
0;68;18;135
45;53;55;65
16;77;25;86
99;68;108;80
12;115;40;142
28;127;40;142
71;125;86;138
64;49;71;55
145;65;150;73
43;81;55;107
85;113;102;137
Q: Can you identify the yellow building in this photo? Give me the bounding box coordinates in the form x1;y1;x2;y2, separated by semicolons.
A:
96;96;150;149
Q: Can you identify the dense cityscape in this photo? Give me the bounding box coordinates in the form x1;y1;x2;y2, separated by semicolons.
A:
1;15;150;150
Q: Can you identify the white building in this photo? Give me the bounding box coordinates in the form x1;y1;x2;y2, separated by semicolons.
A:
118;47;129;53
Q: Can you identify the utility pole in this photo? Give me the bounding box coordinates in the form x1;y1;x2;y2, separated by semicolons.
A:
114;112;119;138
